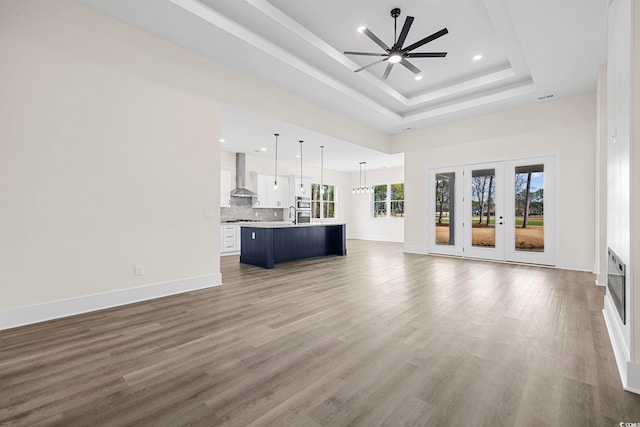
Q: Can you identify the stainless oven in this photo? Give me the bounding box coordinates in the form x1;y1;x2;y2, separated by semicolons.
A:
296;210;311;224
296;196;311;210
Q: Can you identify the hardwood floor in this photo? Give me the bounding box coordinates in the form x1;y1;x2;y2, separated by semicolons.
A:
1;240;639;426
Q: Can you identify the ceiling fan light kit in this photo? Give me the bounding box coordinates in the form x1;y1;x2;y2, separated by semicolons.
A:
344;8;449;80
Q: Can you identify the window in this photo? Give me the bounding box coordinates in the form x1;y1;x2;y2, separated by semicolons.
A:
373;183;404;219
311;183;336;219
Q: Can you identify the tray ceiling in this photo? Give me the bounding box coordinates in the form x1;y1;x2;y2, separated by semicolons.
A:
76;0;607;170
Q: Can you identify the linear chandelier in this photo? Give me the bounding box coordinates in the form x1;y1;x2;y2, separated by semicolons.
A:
352;161;373;194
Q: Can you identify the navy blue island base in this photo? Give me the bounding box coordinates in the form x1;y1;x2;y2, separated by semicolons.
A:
239;223;346;269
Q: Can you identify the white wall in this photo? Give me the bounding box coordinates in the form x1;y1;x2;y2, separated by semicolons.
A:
606;0;633;366
221;151;351;224
348;166;405;242
633;0;640;368
602;0;640;393
0;1;221;327
392;93;596;272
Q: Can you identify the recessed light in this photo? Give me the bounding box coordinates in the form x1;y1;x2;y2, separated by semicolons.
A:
219;139;225;143
473;54;483;61
295;154;301;158
357;26;367;33
415;75;423;81
260;147;267;152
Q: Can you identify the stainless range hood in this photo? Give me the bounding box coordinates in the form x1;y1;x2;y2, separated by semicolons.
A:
230;153;259;198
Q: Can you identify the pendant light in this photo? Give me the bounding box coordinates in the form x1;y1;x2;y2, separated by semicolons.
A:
273;133;279;190
299;140;305;194
352;161;373;194
320;145;325;195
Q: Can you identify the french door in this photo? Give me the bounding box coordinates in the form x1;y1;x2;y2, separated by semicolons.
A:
463;162;505;261
429;156;555;265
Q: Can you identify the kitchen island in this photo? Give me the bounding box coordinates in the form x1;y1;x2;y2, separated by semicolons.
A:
239;222;346;269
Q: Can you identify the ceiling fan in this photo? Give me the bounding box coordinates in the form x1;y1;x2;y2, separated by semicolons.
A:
344;8;448;80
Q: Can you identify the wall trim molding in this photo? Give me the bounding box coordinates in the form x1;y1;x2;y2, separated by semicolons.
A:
347;235;404;243
403;245;428;255
595;273;608;286
0;273;222;331
556;259;593;272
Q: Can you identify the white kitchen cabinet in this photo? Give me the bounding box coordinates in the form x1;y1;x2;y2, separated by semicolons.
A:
250;173;290;208
220;169;232;208
276;177;290;208
220;224;240;254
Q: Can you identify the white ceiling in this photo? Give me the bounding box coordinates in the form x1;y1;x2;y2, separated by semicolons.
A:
77;0;607;172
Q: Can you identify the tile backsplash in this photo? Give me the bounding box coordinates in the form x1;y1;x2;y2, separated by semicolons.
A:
221;197;286;222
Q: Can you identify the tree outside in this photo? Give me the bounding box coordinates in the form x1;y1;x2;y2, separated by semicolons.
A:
514;166;544;251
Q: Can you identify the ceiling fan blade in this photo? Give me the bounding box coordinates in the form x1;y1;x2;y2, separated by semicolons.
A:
402;28;449;53
400;59;421;75
395;16;414;49
344;51;388;57
381;62;394;80
354;58;388;72
406;52;448;58
362;28;391;52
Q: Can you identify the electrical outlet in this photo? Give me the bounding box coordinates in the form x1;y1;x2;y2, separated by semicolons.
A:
255;211;259;217
274;212;277;217
134;264;144;276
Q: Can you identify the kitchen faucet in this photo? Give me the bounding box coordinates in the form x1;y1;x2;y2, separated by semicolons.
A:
289;206;296;224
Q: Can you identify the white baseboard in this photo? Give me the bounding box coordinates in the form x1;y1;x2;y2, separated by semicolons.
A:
403;245;428;255
595;273;607;286
0;273;222;331
220;251;240;257
627;360;640;394
347;234;404;243
602;296;635;393
556;259;593;272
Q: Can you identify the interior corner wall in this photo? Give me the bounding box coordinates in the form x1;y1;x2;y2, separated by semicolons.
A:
0;1;221;327
348;166;405;242
392;93;596;271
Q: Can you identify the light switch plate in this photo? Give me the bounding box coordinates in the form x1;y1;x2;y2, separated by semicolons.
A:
204;209;215;220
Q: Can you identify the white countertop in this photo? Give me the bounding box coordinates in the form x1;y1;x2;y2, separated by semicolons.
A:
238;221;345;228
